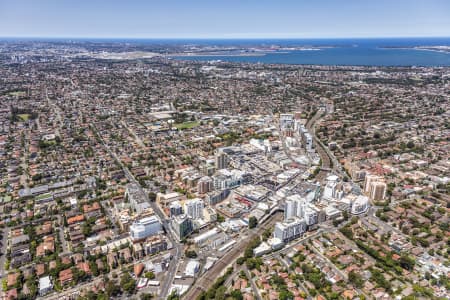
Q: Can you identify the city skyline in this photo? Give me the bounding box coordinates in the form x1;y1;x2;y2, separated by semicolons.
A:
1;0;450;39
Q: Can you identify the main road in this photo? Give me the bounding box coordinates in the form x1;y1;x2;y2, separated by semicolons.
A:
91;124;182;300
305;108;348;182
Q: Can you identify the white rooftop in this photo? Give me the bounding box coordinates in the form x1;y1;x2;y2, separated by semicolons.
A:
39;276;52;290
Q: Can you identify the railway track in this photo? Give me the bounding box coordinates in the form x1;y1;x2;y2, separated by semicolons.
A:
182;213;282;299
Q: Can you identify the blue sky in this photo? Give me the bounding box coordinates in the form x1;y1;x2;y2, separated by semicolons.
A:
0;0;449;38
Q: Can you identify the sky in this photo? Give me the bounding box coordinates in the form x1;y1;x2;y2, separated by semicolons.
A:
0;0;449;39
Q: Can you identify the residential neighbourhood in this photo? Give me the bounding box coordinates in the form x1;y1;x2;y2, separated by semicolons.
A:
0;40;448;300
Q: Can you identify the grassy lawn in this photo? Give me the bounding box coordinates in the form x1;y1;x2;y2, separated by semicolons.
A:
18;114;30;121
9;91;26;97
174;121;199;130
35;193;52;201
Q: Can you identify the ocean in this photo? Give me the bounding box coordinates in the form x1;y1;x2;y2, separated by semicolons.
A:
168;37;450;66
3;37;450;66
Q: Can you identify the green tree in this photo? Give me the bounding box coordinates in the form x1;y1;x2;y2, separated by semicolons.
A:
105;281;120;297
120;273;136;294
185;250;198;258
216;214;225;223
230;290;243;300
248;216;257;229
214;285;227;300
279;289;294;300
167;290;179;300
399;255;415;271
348;271;364;288
148;192;156;202
140;293;153;300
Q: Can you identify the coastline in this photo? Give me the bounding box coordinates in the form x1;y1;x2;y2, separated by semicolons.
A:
379;46;450;54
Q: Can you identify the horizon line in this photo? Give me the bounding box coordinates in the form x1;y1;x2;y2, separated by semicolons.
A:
1;35;450;40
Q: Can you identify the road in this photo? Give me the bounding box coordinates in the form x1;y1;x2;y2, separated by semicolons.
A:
305;109;333;181
91;124;182;300
310;242;348;281
44;277;102;300
121;120;146;148
19;129;29;189
43;248;173;300
275;253;311;299
309;234;371;299
305;108;348;183
0;227;10;278
259;229;328;300
45;87;64;136
244;266;262;300
367;207;404;236
56;215;70;254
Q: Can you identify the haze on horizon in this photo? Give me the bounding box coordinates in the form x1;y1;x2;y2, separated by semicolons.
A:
0;0;450;39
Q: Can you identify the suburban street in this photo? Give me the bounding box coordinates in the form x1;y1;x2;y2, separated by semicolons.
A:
91;124;182;300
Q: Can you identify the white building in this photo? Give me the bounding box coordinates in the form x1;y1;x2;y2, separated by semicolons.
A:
274;218;307;243
193;228;220;245
130;216;162;241
212;169;244;190
325;206;341;219
322;175;339;200
351;195;369;215
253;242;271;257
267;237;284;250
280;113;294;130
126;183;150;214
184;198;204;220
284;194;306;221
185;260;200;277
304;206;319;226
169;201;183;217
39;276;53;296
249;138;272;153
303;133;313;151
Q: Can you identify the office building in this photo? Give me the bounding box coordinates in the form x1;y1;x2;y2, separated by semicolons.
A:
156;192;184;210
206;189;230;205
185;260;200;277
279;113;294;130
351;195;369;215
364;174;383;193
126;183;150;214
212;169;244;190
169;201;183;217
304;206;319;226
369;181;387;201
274;218;307;243
302;132;313;151
215;150;229;170
184;198;204;220
172;214;193;240
284;194;306;221
197;176;213;194
130;216;162;241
